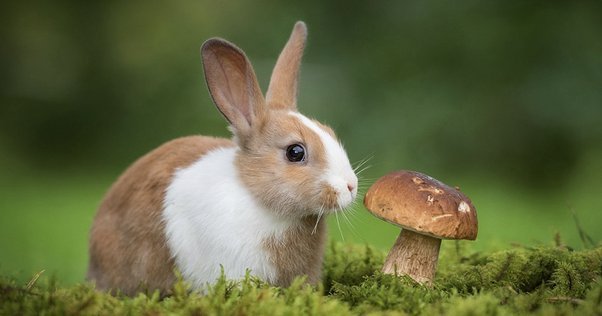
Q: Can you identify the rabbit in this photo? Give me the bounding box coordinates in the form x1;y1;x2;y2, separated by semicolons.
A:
87;21;358;295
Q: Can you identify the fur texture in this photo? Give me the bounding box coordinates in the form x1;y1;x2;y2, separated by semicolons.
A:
87;136;233;295
162;147;293;288
87;21;357;294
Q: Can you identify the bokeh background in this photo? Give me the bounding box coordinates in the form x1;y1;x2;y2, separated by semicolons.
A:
1;1;601;284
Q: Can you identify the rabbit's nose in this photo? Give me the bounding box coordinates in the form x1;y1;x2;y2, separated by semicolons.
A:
347;183;355;193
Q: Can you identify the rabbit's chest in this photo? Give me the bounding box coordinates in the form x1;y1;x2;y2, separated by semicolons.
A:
162;147;294;288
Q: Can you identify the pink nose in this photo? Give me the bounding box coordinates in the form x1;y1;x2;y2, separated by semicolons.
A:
347;183;355;192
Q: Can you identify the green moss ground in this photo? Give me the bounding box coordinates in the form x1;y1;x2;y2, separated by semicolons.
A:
2;241;601;315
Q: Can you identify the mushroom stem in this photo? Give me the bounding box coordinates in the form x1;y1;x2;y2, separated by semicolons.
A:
382;229;441;285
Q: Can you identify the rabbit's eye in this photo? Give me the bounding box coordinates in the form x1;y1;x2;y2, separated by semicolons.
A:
286;144;306;162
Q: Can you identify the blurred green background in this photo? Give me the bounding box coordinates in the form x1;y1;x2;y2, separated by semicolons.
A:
1;1;601;284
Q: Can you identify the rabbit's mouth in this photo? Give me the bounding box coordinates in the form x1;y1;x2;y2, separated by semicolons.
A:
319;180;358;212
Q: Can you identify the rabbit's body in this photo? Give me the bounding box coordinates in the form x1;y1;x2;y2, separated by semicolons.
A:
88;22;357;295
88;136;232;294
163;143;326;289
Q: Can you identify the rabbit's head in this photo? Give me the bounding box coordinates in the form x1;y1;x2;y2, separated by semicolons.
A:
202;22;357;218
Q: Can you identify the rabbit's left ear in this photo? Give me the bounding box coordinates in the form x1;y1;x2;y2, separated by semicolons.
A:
201;38;266;140
266;21;307;111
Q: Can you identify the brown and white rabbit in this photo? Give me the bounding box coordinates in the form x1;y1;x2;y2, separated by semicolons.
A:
87;21;358;295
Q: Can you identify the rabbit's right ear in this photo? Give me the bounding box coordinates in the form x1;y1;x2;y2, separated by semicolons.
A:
201;39;266;140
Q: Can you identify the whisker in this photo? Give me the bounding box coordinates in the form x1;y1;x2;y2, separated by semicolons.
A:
355;164;373;176
346;208;366;224
358;179;378;184
358;175;377;181
312;203;326;235
352;155;374;173
347;212;361;224
340;207;354;228
341;206;364;241
346;203;361;217
334;211;345;242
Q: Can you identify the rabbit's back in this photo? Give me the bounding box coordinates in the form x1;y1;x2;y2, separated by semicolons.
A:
87;136;234;295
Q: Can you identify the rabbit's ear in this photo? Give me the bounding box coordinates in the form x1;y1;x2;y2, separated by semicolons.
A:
202;39;266;138
266;21;307;111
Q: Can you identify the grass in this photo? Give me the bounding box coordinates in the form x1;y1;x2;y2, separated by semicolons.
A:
2;242;601;315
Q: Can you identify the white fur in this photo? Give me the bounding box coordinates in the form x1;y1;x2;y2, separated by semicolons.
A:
162;147;294;289
289;112;358;208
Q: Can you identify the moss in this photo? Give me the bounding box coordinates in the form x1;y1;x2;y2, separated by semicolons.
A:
1;242;602;315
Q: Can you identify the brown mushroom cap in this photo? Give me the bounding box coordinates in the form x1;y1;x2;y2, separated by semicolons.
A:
364;170;478;240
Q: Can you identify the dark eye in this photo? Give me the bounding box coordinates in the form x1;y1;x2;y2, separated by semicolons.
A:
286;144;306;162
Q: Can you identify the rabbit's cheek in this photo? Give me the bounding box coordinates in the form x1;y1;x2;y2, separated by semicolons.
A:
318;184;339;210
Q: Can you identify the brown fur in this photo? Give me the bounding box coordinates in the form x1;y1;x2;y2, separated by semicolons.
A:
266;22;307;110
202;39;266;143
237;111;340;215
202;22;343;286
89;21;350;294
87;136;234;295
235;111;337;285
263;217;327;286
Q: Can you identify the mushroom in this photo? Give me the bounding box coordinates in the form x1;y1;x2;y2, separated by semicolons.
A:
363;170;478;285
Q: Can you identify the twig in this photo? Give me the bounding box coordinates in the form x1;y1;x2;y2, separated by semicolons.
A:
26;270;45;290
546;296;584;305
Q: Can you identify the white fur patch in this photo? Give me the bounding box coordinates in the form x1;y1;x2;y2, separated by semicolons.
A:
162;147;293;289
289;112;358;208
